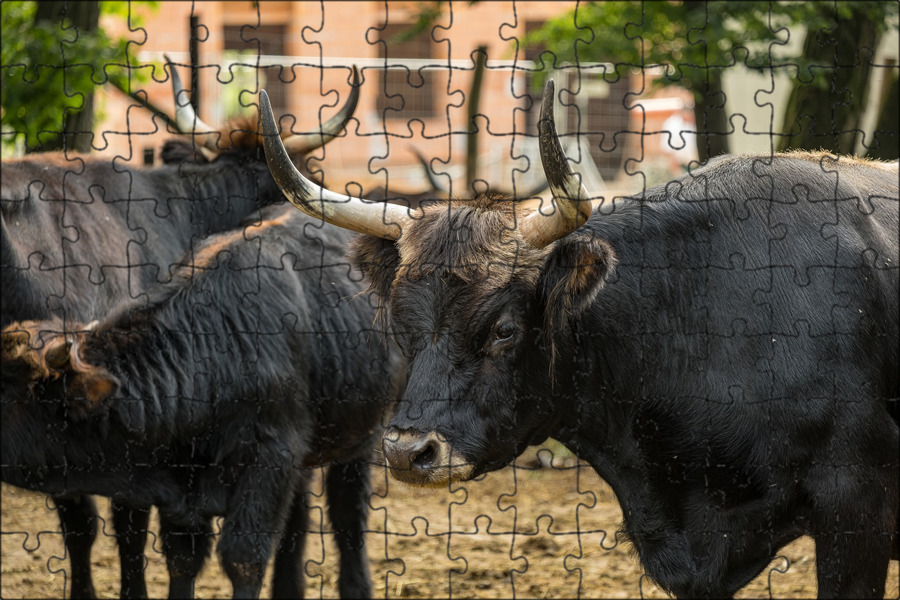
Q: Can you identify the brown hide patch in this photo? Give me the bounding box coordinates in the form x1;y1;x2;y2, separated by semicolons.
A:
214;115;264;154
206;115;322;155
12;151;92;169
181;210;291;273
65;369;119;420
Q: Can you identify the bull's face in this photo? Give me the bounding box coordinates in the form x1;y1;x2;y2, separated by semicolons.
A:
1;321;119;423
350;212;615;485
259;77;609;485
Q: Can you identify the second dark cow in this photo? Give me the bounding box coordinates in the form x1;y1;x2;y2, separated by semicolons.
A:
2;204;402;598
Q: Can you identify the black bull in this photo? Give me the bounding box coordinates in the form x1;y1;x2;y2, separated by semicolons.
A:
260;80;899;598
2;205;402;598
1;70;360;597
1;147;292;600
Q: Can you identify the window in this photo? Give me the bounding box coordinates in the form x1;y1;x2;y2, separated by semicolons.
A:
376;23;437;120
565;73;631;181
522;20;631;180
222;24;287;120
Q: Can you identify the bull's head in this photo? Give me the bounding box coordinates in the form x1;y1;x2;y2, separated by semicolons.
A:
166;56;359;161
260;81;615;486
1;320;119;422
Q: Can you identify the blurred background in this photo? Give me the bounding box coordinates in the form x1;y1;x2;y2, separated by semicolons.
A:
2;1;897;197
2;3;899;598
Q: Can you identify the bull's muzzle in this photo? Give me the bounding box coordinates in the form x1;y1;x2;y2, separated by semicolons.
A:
381;428;473;486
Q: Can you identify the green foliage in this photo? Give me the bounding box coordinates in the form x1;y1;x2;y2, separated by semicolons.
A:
523;1;898;97
0;1;155;152
390;1;448;43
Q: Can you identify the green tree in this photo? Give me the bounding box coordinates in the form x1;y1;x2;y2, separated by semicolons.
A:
777;2;898;155
524;1;897;161
1;1;155;154
866;70;898;160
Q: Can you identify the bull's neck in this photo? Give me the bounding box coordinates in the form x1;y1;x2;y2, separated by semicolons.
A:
187;159;280;229
82;285;263;436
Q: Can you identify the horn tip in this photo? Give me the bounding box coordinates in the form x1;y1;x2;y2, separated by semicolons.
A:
542;79;556;105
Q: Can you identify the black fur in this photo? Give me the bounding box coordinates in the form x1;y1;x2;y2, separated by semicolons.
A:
370;153;899;598
1;144;284;598
2;206;402;598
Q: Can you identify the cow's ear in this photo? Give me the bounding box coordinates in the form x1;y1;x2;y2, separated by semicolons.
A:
349;235;401;302
68;367;120;420
44;338;72;371
537;234;616;327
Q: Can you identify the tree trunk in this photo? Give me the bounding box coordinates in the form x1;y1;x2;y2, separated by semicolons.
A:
32;1;100;154
692;70;730;163
865;69;898;160
466;45;488;193
777;5;879;154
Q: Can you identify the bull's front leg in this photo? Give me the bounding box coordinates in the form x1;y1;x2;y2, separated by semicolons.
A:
809;455;897;599
159;516;213;600
54;494;98;599
326;458;373;599
270;473;312;599
110;501;151;599
218;453;301;599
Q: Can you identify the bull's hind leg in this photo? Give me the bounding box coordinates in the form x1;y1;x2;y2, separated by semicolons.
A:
326;458;373;599
159;516;212;599
111;502;150;599
54;494;98;599
814;514;893;598
809;439;898;598
271;472;312;599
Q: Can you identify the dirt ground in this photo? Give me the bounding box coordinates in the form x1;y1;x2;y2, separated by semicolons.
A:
2;446;898;599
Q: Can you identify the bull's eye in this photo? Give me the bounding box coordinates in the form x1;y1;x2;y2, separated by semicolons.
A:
494;322;517;343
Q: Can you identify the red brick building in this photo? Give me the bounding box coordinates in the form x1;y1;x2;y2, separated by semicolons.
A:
96;2;706;195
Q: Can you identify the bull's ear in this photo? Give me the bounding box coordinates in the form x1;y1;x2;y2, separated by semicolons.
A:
68;368;120;420
537;234;616;327
349;236;400;302
44;338;73;371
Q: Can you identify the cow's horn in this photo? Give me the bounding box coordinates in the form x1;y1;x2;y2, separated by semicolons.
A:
259;89;408;240
166;54;220;154
282;66;361;155
523;78;592;248
412;148;447;193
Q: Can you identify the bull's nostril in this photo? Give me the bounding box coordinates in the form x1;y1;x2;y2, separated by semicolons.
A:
412;442;436;469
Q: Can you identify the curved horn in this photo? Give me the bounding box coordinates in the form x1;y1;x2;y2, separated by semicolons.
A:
411;149;447;193
522;78;593;248
166;54;219;153
282;66;361;155
259;89;408;240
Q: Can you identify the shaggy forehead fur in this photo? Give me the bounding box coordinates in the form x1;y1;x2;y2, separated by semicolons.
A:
215;115;265;153
394;194;550;288
193;114;300;155
2;319;89;381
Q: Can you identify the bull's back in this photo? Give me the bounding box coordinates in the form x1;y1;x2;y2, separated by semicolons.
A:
1;155;267;323
3;158;184;321
592;153;898;417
